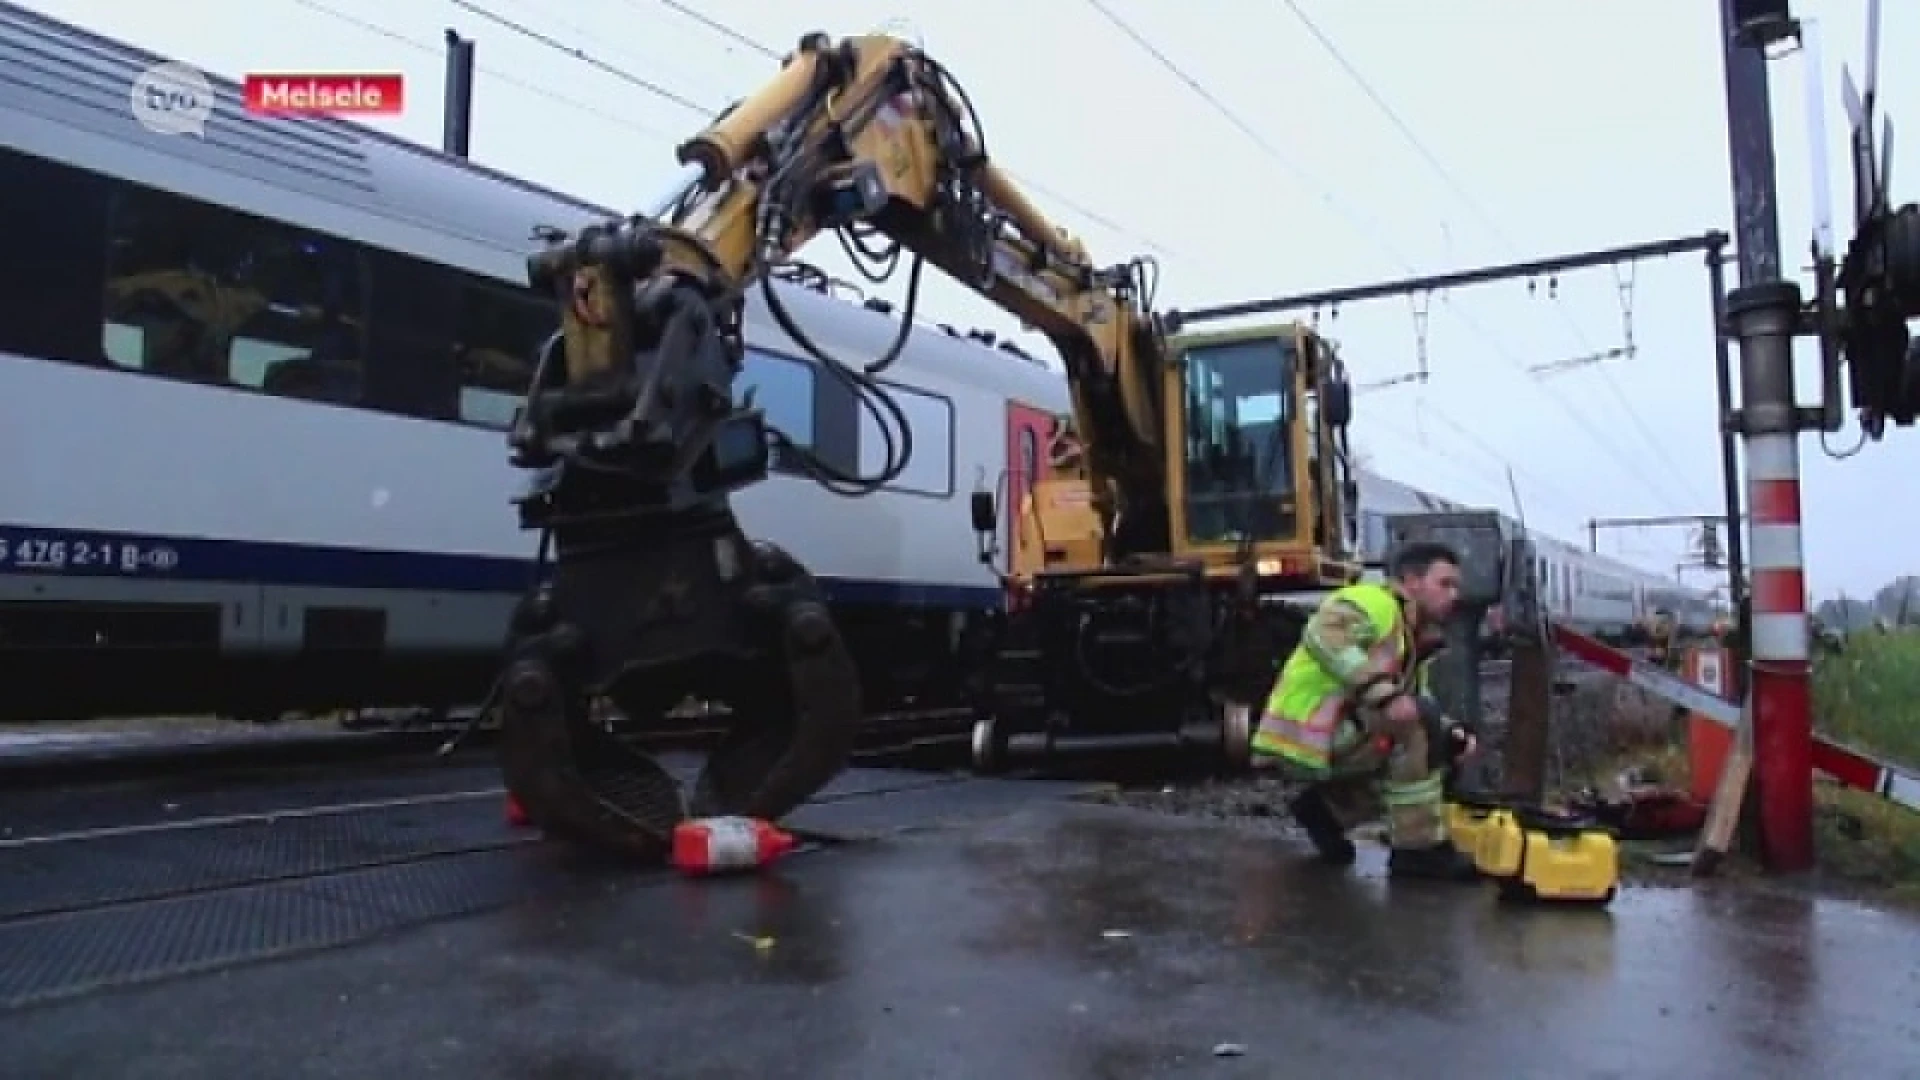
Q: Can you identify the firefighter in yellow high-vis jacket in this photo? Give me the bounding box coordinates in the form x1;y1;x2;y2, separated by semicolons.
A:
1252;541;1481;881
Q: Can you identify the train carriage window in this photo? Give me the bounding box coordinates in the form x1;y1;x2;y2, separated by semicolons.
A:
857;382;953;497
0;149;112;365
101;184;366;405
739;348;816;448
453;278;552;428
360;248;461;421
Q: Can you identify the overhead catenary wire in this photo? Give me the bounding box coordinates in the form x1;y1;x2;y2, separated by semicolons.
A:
1368;421;1592;525
1089;0;1659;499
446;0;709;114
1272;0;1710;513
644;0;779;61
295;0;678;141
485;0;744;110
1078;0;1584;514
622;0;1182;260
1084;0;1691;522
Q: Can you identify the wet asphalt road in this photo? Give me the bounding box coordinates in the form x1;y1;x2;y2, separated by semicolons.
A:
5;797;1919;1079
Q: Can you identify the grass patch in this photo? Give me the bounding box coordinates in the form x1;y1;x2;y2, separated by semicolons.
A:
1815;782;1920;906
1814;628;1920;768
1808;629;1920;903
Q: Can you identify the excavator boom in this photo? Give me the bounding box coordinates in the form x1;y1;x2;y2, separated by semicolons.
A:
518;34;1165;539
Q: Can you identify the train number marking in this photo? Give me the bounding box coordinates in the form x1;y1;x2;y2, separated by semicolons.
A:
0;532;181;575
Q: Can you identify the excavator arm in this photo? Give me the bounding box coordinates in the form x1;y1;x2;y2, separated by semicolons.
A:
512;32;1166;542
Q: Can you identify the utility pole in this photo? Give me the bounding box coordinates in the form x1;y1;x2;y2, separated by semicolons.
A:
1722;0;1787;286
1719;0;1813;873
443;30;476;158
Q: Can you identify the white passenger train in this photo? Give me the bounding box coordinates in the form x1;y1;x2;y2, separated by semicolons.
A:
0;1;1073;722
0;1;1718;724
1355;470;1724;641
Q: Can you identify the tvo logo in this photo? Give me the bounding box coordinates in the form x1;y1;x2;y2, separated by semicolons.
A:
130;61;214;137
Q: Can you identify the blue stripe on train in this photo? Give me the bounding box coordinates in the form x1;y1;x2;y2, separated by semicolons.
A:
0;523;1003;610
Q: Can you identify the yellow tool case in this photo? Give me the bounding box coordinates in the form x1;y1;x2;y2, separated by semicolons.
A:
1445;795;1507;860
1463;801;1619;905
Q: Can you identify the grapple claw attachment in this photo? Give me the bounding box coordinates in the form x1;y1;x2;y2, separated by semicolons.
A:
497;659;688;860
693;587;863;819
496;527;862;862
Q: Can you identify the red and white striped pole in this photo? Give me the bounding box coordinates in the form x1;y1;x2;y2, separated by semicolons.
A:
1724;281;1814;873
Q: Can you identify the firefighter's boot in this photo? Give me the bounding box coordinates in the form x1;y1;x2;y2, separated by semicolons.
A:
1388;842;1481;882
1383;769;1479;882
1288;788;1356;866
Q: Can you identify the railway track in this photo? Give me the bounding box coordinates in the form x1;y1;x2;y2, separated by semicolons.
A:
0;748;1100;1011
0;752;965;925
0;782;526;924
0;707;978;790
0;648;1635;795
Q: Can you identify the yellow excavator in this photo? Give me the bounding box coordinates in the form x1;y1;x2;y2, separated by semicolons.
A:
497;31;1363;857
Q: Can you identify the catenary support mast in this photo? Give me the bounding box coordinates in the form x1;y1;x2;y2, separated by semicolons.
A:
1720;0;1813;872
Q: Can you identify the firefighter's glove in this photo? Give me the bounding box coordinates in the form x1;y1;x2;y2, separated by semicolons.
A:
1446;723;1479;765
1411;695;1477;771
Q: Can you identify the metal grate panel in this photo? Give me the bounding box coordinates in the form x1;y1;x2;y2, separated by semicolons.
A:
0;846;572;1010
0;796;526;920
0;761;505;839
0;876;393;1009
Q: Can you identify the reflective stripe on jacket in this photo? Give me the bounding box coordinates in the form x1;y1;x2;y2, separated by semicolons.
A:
1254;582;1414;774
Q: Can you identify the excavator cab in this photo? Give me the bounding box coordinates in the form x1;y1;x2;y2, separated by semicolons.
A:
1165;321;1358;584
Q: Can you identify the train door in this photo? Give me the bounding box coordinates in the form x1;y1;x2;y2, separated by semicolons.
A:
1004;400;1052;565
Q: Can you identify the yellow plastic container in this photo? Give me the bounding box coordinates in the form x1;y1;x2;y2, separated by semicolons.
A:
1500;806;1619;905
1446;796;1506;859
1470;807;1526;878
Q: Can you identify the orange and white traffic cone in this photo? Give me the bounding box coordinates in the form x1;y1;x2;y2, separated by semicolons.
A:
670;816;797;875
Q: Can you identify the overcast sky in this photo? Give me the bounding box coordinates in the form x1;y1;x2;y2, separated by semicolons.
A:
26;0;1917;599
